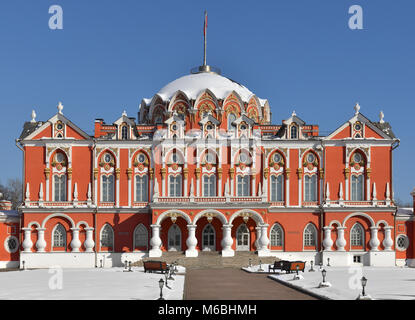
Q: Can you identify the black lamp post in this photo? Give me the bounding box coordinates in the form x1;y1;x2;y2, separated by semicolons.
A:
361;276;367;296
124;260;128;270
22;260;25;270
158;278;165;300
168;265;175;281
322;269;327;283
164;268;170;289
319;262;323;270
100;259;103;268
258;260;263;272
249;258;252;268
327;258;331;267
309;261;315;272
296;264;300;276
174;261;178;273
128;261;132;272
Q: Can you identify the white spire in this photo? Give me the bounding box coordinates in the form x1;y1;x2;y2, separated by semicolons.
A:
57;102;64;114
31;110;37;123
325;182;330;201
292;110;296;117
39;183;44;201
379;110;385;123
354;102;360;115
25;182;30;201
122;110;127;117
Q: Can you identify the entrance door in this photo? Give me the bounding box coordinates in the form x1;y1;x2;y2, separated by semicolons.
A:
168;224;181;251
236;224;250;251
202;224;216;251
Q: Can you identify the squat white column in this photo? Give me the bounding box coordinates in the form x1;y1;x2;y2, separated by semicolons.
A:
335;227;347;251
70;228;82;252
22;228;33;252
84;227;95;252
149;224;162;257
221;224;234;257
322;226;334;251
185;224;198;257
369;226;380;251
382;226;394;251
255;226;261;250
258;224;271;256
35;228;47;252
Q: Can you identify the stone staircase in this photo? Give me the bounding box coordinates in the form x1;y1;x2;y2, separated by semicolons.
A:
133;251;278;269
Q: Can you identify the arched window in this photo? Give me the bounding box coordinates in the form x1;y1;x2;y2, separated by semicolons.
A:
102;175;115;202
135;175;148;202
133;224;148;250
270;223;284;247
237;175;250;196
271;175;283;201
54;175;67;201
100;224;114;250
53;224;66;248
202;224;215;251
351;175;364;201
203;175;216;197
303;224;317;248
169;175;182;197
228;113;236;131
121;126;128;140
290;125;298;139
351;223;364;247
304;175;317;201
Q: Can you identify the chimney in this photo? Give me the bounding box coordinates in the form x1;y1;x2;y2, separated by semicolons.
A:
0;193;12;211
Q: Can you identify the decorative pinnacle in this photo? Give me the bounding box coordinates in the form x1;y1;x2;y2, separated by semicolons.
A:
31;110;37;123
122;110;127;117
292;110;296;117
354;102;360;115
379;110;385;123
57;102;64;114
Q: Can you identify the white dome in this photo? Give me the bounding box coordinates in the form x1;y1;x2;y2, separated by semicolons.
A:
156;72;261;103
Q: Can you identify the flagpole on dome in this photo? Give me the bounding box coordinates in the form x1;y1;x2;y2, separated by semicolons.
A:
203;10;207;67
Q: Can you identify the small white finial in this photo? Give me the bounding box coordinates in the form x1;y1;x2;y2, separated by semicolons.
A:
292;110;296;117
354;102;360;115
31;110;37;123
57;102;64;114
122;110;127;117
379;110;385;123
0;192;3;200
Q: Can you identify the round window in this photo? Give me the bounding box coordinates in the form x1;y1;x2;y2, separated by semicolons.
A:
239;153;248;163
4;236;19;253
240;125;247;130
354;123;362;131
172;124;177;131
55;153;65;163
104;153;112;163
206;153;214;164
353;153;362;163
138;154;146;163
307;153;315;163
396;235;409;251
56;123;63;130
206;124;213;130
273;153;281;163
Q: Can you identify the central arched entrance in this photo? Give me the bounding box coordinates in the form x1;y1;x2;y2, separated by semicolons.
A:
236;224;250;251
202;224;216;251
168;224;182;251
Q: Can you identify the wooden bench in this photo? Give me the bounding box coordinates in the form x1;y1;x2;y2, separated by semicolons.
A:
143;261;168;274
281;261;306;273
268;260;287;273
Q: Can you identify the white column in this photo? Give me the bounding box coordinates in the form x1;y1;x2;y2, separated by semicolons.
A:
45;177;50;201
221;224;234;257
382;226;394;251
285;175;290;206
335;227;347;251
35;228;47;252
128;176;132;207
298;177;302;206
366;177;371;201
22;228;33;252
255;226;261;250
87;183;92;206
322;226;333;251
218;169;222;196
84;227;95;252
94;175;98;205
258;224;271;256
149;224;162;257
70;228;82;252
231;176;235;196
345;177;349;200
161;174;166;197
116;176;120;208
185;224;198;257
25;182;30;202
369;226;380;251
251;175;256;196
68;175;72;202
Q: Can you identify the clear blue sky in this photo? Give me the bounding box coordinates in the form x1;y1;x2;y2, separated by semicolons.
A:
0;0;414;203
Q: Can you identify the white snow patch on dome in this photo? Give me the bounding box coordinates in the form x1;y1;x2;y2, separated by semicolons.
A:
156;72;264;104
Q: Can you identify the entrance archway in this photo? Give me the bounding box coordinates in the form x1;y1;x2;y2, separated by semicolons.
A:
236;224;250;251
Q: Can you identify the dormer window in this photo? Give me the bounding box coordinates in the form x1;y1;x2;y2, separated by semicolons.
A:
228;113;236;130
56;123;63;130
354;123;362;131
240;123;247;131
206;124;213;131
239;153;248;164
172;123;178;131
290;125;298;139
